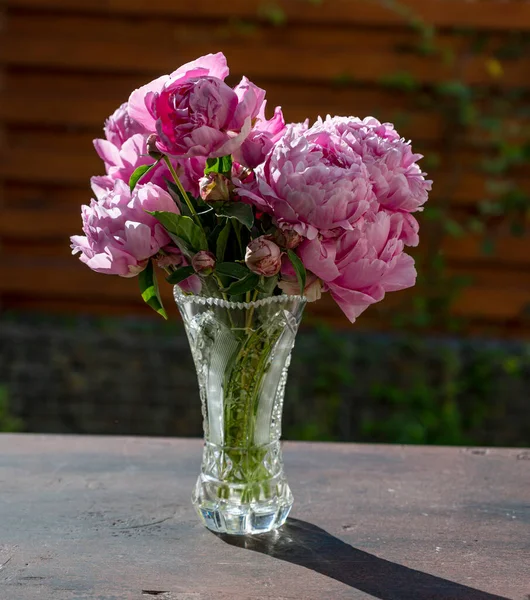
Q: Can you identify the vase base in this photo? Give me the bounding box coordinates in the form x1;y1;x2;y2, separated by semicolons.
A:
192;476;293;535
195;501;292;535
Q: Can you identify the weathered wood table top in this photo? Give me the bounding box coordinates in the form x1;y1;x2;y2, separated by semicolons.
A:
0;435;528;600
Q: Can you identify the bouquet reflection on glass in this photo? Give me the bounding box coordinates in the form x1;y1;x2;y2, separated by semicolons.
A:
70;52;432;535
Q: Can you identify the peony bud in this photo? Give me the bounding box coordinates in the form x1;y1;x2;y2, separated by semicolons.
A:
199;172;232;203
157;253;183;269
192;250;216;275
245;236;282;277
271;227;303;250
146;134;164;160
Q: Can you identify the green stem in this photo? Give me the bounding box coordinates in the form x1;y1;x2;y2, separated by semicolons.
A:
162;156;201;224
219;323;285;502
245;289;260;332
212;273;236;329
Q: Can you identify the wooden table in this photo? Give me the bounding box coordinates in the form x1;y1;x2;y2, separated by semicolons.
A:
0;435;527;600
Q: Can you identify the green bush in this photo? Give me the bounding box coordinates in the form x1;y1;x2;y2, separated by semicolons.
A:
0;386;23;433
285;327;530;447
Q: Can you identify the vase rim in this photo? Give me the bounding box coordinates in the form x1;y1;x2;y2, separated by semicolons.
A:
173;285;306;309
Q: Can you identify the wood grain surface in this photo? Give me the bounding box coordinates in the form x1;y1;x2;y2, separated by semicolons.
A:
0;434;528;599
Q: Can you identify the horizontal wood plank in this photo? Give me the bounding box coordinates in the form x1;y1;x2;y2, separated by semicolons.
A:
2;1;530;338
7;0;530;31
1;14;527;86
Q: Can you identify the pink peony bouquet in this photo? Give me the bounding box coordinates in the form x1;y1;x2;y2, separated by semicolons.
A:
71;52;431;322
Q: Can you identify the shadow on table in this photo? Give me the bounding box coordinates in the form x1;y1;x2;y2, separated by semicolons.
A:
217;518;509;600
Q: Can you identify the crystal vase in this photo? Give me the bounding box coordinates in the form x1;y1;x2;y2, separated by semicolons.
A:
174;287;306;535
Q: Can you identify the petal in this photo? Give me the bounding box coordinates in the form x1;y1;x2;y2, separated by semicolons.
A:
172;52;229;81
128;73;169;129
93;139;122;167
124;221;152;261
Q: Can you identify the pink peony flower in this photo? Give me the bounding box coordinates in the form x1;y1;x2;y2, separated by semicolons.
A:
297;210;417;322
129;53;272;159
245;236;282;277
128;52;230;131
311;116;432;245
153;76;249;158
233;105;286;169
237;125;374;240
70;180;180;277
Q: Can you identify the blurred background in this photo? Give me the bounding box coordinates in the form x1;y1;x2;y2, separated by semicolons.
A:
0;0;529;446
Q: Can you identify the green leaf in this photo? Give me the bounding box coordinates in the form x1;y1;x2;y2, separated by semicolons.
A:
148;211;208;252
257;274;278;295
287;249;306;296
138;260;167;319
165;265;195;285
224;272;259;296
204;155;232;177
216;262;249;279
214;202;254;230
129;163;156;192
215;221;231;263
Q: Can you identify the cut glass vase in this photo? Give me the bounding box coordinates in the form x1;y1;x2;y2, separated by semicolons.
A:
174;287;306;535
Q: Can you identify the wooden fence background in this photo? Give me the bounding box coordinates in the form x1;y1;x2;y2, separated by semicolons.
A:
1;0;529;334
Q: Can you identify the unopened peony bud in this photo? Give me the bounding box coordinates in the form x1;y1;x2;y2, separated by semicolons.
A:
245;236;282;277
192;251;216;275
146;134;164;160
199;172;232;203
272;227;303;250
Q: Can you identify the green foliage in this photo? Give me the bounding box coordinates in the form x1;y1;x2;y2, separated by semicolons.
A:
287;325;354;441
223;272;260;295
129;163;157;192
204;155;233;178
286;249;306;295
216;262;250;279
213;202;254;230
0;387;23;433
287;328;530;446
165;265;195;285
139;259;167;319
149;211;209;254
215;221;231;262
